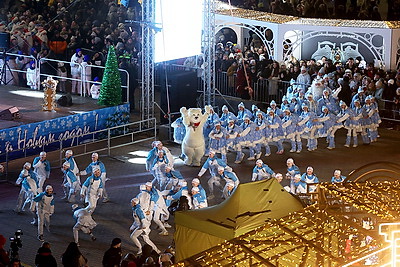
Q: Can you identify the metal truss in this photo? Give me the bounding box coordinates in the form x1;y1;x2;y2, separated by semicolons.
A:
141;0;155;125
202;0;216;107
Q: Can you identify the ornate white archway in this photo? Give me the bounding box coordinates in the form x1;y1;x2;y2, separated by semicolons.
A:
216;23;275;58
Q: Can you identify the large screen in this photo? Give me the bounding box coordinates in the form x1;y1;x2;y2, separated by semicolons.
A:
154;0;203;63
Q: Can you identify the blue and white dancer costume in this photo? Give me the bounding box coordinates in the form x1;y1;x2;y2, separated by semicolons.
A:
34;185;54;241
80;153;109;202
146;141;174;173
151;151;170;190
164;167;184;190
130;198;161;254
292;174;307;195
203;107;220;154
267;108;284;154
80;167;103;212
289;96;301;115
294;103;312;153
331;170;346;183
191;187;208;209
62;162;81;203
217;166;240;199
286;158;301;193
148;184;170;236
197;151;228;198
350;88;366;108
33;152;50;192
350;99;366;147
305;93;318;114
166;180;193;209
301;167;319;193
318;106;341;149
220;105;238;127
317;89;339;115
225;119;244;164
239;116;259;160
72;204;97;245
253;111;268;158
208;122;228;163
15;162;39;216
236;102;253;125
366;96;381;142
63;150;80;199
251;105;266;121
270;100;283;118
64;150;79;177
337;100;355;148
304;104;322;151
252;159;275;181
225;182;236;198
281;107;299;153
171;116;186;144
281;96;290;111
191;178;207;200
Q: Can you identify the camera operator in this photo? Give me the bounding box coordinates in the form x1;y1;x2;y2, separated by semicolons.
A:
0;234;10;267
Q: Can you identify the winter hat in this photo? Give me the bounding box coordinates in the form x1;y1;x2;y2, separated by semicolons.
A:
256;159;263;165
270;100;276;106
94;77;100;82
191;187;199;193
111;238;122;246
94;36;101;44
145;182;153;187
238;102;245;108
222;105;228;111
83;55;90;62
251;104;258;111
178;180;187;187
192;178;200;184
139;184;146;191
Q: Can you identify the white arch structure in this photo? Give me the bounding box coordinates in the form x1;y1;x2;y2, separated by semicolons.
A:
216;7;400;69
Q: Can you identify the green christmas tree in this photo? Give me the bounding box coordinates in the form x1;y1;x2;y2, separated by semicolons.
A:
98;45;122;106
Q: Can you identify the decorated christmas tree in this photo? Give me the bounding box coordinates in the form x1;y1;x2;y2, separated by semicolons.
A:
98;45;122;106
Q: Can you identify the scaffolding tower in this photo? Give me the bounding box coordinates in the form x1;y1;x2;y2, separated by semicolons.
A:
202;0;216;107
141;0;155;125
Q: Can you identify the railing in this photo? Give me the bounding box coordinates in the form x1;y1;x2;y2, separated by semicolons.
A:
0;52;37;85
0;118;157;181
38;57;130;101
0;53;130;101
216;71;301;104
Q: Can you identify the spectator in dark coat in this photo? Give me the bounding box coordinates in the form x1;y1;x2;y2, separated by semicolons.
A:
102;238;123;267
35;242;57;267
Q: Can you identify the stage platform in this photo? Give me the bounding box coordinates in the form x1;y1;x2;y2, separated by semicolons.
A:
0;85;101;130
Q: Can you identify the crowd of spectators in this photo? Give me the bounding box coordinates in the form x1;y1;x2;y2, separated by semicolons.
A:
221;0;400;21
1;234;175;267
214;40;400;116
0;0;140;103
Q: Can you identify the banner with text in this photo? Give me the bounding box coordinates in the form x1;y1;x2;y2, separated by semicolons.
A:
0;103;130;162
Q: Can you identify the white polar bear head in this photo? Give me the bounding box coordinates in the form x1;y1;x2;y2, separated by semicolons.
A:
188;108;203;126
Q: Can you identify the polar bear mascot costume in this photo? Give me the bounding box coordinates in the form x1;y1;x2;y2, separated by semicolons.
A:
180;105;212;166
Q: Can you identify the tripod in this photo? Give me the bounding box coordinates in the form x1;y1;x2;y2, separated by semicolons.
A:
0;50;15;85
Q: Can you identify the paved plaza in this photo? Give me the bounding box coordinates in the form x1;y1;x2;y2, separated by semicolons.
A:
0;126;399;266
